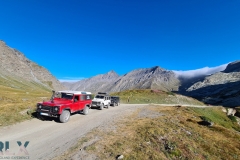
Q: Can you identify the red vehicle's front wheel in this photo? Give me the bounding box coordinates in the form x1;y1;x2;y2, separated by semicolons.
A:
59;110;70;123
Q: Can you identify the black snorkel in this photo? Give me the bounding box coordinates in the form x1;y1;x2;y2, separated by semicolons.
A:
50;90;55;102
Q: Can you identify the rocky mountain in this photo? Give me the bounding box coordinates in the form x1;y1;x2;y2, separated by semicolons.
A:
185;61;240;107
111;66;180;92
64;66;180;93
63;70;120;93
0;40;65;91
63;61;240;107
224;60;240;73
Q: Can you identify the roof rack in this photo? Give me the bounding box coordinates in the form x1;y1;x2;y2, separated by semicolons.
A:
97;92;108;95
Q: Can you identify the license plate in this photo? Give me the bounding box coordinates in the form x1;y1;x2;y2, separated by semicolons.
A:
40;112;49;116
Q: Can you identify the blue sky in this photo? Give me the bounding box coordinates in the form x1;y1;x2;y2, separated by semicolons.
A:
0;0;239;81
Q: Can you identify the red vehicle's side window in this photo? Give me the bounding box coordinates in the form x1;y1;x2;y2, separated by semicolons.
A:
80;95;85;101
86;95;91;100
74;95;79;102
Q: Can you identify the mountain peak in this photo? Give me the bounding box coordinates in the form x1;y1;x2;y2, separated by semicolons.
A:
102;70;119;79
0;40;5;44
107;70;117;75
151;66;160;69
224;60;240;73
150;66;165;73
0;41;65;90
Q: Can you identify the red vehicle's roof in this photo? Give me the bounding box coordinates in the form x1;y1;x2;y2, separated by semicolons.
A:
58;90;91;95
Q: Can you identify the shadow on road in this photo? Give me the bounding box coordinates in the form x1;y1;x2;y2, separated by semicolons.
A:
31;111;92;123
31;111;60;123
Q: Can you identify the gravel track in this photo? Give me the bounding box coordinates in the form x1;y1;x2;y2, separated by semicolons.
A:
0;104;146;160
0;103;212;160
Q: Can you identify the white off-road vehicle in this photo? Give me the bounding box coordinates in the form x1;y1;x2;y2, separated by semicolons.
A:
91;92;111;110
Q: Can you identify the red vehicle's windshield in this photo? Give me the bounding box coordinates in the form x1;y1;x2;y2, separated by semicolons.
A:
54;92;73;100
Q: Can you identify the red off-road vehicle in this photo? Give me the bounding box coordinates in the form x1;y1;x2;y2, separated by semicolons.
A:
36;90;92;123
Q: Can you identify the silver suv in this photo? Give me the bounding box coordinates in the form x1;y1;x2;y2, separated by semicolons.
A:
91;92;111;110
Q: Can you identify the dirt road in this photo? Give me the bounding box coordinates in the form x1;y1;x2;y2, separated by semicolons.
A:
0;104;147;160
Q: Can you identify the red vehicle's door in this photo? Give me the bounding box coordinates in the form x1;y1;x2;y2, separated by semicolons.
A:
79;95;86;110
72;95;80;112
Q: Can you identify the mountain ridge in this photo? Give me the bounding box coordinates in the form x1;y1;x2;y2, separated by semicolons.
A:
185;61;240;107
64;66;180;93
0;40;65;91
62;61;240;107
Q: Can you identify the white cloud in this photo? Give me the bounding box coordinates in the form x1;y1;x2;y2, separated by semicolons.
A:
58;77;85;82
173;63;229;79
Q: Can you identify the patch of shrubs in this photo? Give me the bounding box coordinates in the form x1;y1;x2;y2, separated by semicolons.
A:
200;116;212;122
167;92;175;96
228;115;237;122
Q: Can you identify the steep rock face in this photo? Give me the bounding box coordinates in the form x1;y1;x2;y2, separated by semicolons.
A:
64;66;180;93
110;66;180;92
223;60;240;73
0;40;65;91
186;61;240;107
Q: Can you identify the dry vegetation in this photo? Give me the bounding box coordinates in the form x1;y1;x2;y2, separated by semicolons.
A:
57;105;240;160
0;77;51;126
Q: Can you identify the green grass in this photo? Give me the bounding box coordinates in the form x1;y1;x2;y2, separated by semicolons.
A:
111;89;204;105
191;107;240;131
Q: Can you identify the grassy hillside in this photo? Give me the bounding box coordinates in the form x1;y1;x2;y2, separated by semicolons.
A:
111;89;204;106
0;76;51;126
56;105;240;160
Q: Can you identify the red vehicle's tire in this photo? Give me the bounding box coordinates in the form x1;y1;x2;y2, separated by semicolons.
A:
83;106;89;115
59;110;70;123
